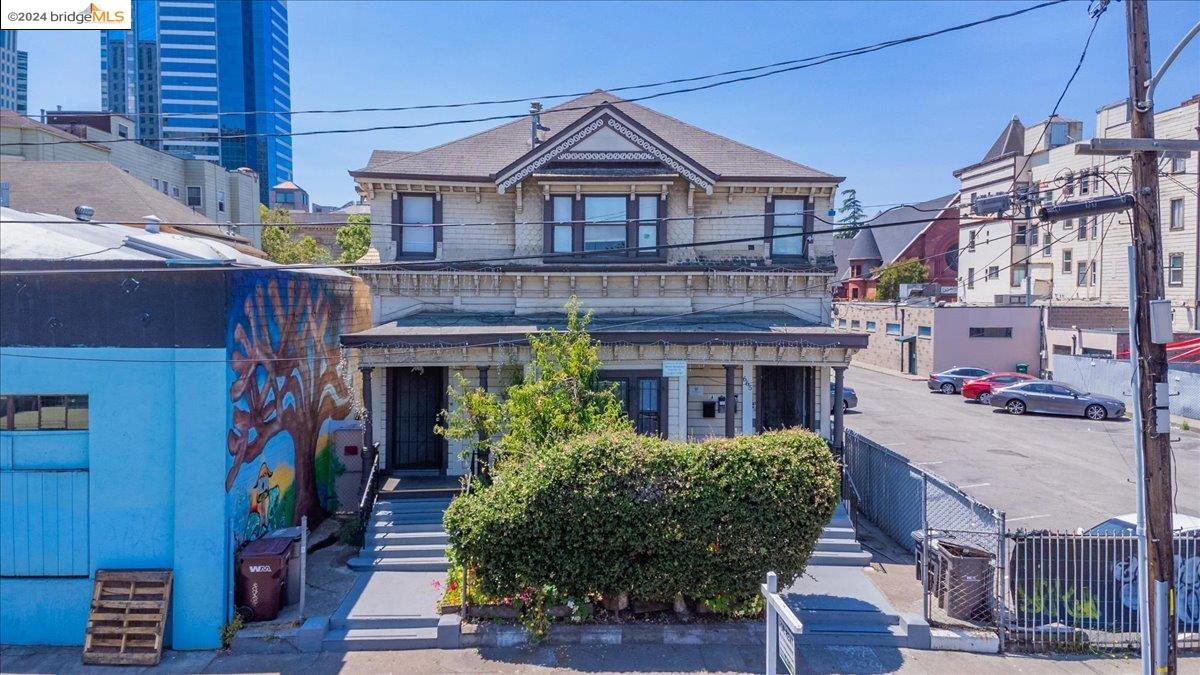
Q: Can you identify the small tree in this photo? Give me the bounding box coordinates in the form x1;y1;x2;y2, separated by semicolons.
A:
437;298;629;471
874;258;929;301
336;214;372;263
836;188;866;239
259;205;332;264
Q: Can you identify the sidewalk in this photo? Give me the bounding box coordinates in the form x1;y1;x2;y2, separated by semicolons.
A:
0;643;1160;673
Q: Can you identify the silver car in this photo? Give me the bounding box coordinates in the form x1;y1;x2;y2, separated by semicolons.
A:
927;366;992;395
830;383;858;412
990;380;1126;420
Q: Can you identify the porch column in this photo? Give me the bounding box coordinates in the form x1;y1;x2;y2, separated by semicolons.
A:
360;366;375;491
724;365;737;438
741;364;756;434
832;365;846;458
666;361;688;442
475;366;491;483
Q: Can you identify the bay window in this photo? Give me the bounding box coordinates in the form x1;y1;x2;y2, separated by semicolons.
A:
768;197;810;258
392;193;441;259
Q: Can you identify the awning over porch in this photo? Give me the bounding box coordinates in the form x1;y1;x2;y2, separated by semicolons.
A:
341;311;870;350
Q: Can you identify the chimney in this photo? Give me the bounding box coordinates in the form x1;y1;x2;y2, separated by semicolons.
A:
73;205;94;221
142;215;161;233
529;101;549;147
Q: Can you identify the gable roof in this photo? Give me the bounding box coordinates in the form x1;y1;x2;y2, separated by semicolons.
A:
838;194;957;277
352;90;840;184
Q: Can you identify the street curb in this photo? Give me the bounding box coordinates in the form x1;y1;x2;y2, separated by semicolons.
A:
461;621;763;648
929;627;1000;653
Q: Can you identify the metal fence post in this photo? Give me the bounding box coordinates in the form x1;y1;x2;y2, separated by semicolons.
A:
921;473;930;621
299;515;308;621
765;571;778;675
997;511;1006;652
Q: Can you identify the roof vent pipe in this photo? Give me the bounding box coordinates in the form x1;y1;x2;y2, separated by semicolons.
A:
143;215;161;234
529;101;549;147
74;205;94;221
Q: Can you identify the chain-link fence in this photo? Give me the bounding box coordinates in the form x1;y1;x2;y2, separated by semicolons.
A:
1052;355;1200;421
1004;531;1200;651
843;430;1005;636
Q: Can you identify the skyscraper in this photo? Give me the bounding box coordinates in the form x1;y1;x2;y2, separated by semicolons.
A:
0;30;28;115
101;1;292;203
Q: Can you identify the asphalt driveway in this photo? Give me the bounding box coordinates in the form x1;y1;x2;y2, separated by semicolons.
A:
842;365;1200;531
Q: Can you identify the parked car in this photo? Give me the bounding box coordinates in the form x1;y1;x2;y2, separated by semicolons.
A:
927;366;992;394
830;382;858;412
960;372;1036;405
990;380;1126;420
1085;512;1200;536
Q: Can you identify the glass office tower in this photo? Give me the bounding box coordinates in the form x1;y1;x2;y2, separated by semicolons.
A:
102;0;292;203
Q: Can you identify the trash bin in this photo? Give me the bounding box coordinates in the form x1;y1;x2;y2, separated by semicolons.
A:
937;540;995;622
1015;363;1029;374
236;536;294;621
270;526;304;606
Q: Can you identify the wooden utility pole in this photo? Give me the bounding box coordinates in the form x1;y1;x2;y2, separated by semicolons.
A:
1125;1;1175;671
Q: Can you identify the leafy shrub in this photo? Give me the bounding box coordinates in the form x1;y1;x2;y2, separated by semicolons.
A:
443;428;839;608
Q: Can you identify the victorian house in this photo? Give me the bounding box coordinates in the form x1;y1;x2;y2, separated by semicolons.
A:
342;90;867;476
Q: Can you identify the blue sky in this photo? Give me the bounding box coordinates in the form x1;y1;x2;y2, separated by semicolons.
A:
18;0;1200;211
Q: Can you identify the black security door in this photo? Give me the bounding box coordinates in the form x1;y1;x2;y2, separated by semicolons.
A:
758;366;813;431
388;367;446;471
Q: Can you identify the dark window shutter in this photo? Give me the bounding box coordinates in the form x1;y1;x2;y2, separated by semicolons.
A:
391;194;402;243
433;196;443;246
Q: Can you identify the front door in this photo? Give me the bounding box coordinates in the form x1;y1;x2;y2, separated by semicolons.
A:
388;367;446;471
600;371;666;437
906;342;918;375
758;366;814;431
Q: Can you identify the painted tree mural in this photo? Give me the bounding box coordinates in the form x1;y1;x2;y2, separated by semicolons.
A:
227;274;352;525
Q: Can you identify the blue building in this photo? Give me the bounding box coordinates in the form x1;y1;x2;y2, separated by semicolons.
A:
101;1;292;203
0;208;368;648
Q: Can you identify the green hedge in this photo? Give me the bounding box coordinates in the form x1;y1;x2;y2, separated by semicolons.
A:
443;428;839;606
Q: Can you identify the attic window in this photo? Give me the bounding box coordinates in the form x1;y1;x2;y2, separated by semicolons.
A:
768;197;811;258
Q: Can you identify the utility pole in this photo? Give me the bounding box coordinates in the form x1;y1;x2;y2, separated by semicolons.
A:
1125;1;1175;671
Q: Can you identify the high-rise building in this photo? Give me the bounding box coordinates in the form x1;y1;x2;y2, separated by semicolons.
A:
101;1;292;203
0;30;28;114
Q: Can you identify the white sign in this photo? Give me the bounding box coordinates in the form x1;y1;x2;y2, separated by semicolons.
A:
661;360;687;377
778;621;796;674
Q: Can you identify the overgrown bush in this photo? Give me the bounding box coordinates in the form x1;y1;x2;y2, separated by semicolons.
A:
443;428;839;609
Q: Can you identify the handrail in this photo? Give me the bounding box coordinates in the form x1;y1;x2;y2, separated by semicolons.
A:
357;441;381;527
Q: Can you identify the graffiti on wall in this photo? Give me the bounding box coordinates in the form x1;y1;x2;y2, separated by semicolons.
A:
1009;534;1200;633
225;271;367;544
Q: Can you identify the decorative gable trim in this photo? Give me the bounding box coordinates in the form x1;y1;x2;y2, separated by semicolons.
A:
494;107;716;195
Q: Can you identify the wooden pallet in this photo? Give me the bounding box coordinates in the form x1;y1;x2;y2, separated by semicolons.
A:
82;570;173;666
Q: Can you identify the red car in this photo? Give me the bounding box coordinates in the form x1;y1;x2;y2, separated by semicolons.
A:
960;372;1036;405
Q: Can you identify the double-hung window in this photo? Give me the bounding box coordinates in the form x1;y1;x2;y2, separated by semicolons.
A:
543;194;664;260
1169;199;1184;231
392;193;440;258
1168;253;1184;286
768;197;810;258
186;186;202;208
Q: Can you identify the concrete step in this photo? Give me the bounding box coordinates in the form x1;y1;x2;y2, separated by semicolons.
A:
370;512;446;526
322;627;439;651
794;623;909;647
827;517;854;530
796;609;899;627
368;530;450;546
347;556;450;572
813;538;864;553
375;498;453;510
331;613;441;630
369;521;446;534
808;550;872;567
366;543;448;559
821;526;857;540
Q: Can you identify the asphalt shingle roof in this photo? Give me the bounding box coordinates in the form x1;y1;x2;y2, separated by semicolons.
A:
353;91;839;182
841;194;957;273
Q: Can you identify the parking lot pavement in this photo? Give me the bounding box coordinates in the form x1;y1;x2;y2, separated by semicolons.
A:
843;365;1200;531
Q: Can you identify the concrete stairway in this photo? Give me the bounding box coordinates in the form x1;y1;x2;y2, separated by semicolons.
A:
325;483;459;651
809;503;873;567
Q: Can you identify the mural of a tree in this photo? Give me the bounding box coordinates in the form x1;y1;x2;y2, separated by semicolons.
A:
227;275;352;523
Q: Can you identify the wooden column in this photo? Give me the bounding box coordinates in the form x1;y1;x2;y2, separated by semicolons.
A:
360;366;375;491
724;365;737;438
832;366;846;458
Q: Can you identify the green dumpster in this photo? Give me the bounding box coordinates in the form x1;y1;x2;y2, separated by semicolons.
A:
1015;363;1029;374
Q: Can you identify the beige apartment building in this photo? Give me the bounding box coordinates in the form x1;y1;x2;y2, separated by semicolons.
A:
0;110;261;247
956;96;1198;331
342;91;867;476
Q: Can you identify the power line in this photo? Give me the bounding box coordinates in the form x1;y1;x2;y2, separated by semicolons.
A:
0;1;1068;150
1;209;1039;276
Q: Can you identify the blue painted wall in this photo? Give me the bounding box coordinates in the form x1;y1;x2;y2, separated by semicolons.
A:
0;347;229;649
